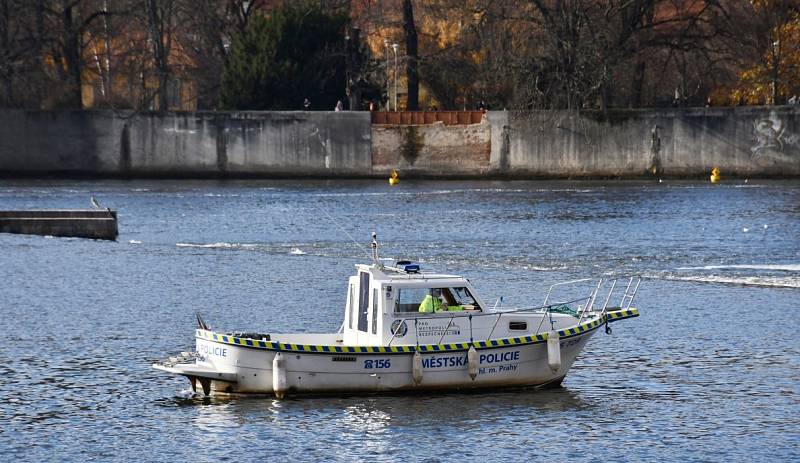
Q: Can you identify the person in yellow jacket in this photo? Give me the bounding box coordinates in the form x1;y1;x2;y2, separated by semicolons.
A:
419;289;465;312
419;289;445;313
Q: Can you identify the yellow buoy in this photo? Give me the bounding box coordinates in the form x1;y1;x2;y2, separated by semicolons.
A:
710;167;721;183
389;169;399;185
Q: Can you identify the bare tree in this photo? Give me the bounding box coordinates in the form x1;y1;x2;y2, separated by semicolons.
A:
0;1;27;106
142;0;175;110
402;0;418;110
173;0;260;109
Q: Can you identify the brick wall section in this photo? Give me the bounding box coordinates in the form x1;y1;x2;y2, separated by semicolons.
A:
371;119;491;176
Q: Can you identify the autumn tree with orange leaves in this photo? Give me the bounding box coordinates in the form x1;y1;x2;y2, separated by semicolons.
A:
723;0;800;105
0;0;799;110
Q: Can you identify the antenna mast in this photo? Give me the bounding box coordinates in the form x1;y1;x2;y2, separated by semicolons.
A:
371;232;380;263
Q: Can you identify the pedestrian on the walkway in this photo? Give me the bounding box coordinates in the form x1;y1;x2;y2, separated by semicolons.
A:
335;100;343;112
303;98;311;111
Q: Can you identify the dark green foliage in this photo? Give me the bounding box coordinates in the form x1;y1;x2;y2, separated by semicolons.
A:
220;2;349;110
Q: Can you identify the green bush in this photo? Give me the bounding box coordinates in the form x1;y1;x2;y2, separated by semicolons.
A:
220;2;349;110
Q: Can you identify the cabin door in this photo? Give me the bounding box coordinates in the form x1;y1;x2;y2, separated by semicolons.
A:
357;272;370;332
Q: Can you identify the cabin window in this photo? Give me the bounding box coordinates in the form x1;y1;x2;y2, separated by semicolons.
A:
348;283;355;329
509;321;528;331
395;288;431;313
371;288;378;334
357;272;370;332
395;287;482;313
448;287;481;310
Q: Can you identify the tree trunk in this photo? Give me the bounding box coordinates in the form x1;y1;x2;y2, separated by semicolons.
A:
62;2;84;108
345;27;362;110
771;51;780;105
402;0;418;111
631;60;646;107
147;0;170;111
35;0;46;107
0;0;10;105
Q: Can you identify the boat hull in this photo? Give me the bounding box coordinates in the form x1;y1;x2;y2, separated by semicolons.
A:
159;315;623;396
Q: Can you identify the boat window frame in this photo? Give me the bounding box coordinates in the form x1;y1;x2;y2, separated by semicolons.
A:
394;285;482;313
357;272;370;332
508;321;528;331
348;283;355;330
371;288;378;335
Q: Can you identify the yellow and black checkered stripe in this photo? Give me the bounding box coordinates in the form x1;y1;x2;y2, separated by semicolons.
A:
195;308;638;354
606;308;639;323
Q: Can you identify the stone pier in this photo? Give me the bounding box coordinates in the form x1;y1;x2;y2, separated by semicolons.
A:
0;210;119;240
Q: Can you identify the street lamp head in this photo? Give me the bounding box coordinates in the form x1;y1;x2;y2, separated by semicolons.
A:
392;43;399;53
384;39;389;47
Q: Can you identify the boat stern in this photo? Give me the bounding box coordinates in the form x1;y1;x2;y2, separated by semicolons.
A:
152;350;238;395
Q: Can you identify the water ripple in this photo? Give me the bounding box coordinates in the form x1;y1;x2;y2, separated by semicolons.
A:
1;179;798;461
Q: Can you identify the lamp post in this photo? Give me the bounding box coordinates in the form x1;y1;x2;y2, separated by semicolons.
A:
384;39;390;111
772;40;780;105
392;43;399;111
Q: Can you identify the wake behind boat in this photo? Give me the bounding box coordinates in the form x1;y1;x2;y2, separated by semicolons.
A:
154;236;640;398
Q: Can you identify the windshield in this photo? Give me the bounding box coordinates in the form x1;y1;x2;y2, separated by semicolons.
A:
394;286;481;313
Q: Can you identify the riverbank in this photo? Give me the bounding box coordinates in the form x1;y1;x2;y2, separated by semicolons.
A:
0;107;798;178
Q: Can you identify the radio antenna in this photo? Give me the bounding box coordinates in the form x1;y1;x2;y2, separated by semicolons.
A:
371;232;380;263
309;200;372;260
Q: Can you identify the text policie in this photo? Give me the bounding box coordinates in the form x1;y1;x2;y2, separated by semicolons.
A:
421;350;520;369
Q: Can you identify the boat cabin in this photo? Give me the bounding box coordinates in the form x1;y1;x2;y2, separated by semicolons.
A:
342;263;489;346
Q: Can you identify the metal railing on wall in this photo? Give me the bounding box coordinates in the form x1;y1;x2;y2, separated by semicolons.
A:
371;111;486;125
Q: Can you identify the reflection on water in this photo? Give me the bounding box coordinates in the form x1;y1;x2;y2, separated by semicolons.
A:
1;179;798;461
155;387;595;461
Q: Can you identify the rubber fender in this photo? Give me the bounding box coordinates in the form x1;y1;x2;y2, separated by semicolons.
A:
412;351;423;385
467;346;478;380
547;331;561;372
272;352;287;399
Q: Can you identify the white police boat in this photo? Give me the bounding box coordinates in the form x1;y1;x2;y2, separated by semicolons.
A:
153;239;640;398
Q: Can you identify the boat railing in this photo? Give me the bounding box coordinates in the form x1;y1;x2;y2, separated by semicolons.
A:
387;295;593;346
619;276;642;310
575;275;641;322
542;278;596;307
594;276;641;313
387;276;641;346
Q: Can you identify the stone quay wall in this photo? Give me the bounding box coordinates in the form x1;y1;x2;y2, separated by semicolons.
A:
490;107;800;177
0;107;798;178
0;110;372;177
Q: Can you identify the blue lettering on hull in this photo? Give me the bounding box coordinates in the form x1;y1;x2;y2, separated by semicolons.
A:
479;351;520;364
422;355;468;369
199;344;228;357
420;350;521;369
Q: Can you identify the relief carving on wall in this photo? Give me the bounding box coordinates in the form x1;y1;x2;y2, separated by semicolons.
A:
751;113;799;165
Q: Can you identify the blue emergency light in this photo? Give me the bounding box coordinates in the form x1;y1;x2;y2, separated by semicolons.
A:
402;263;420;273
395;260;419;273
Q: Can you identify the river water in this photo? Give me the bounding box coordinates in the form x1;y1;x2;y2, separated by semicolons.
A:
1;179;798;461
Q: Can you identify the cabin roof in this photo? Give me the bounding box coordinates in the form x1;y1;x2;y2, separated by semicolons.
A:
354;263;466;284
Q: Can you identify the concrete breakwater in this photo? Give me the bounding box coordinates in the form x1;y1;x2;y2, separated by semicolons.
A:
0;209;118;240
0;107;798;178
